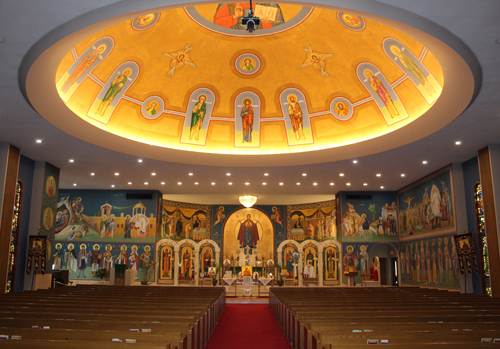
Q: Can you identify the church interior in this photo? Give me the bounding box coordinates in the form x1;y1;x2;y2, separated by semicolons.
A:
0;0;500;347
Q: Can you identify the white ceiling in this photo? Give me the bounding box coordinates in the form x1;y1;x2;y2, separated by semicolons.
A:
1;0;499;205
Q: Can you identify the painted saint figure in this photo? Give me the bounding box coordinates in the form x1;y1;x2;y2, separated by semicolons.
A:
116;245;128;265
238;214;259;250
364;69;399;118
288;95;304;140
91;244;101;276
301;45;334;78
240;98;254;143
61;45;105;93
77;244;89;278
102;244;113;271
95;69;131;116
146;101;159;116
162;248;171;277
130;245;139;279
390;45;435;95
53;243;64;270
243;58;254;71
190;95;206;140
65;244;77;278
336;102;349;117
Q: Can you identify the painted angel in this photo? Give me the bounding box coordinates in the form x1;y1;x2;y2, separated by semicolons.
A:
213;206;225;226
271;206;283;226
301;45;334;78
162;44;197;77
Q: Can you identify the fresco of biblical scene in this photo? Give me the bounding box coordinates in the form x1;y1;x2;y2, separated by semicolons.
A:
287;200;337;242
160;200;211;241
159;244;174;280
324;244;340;281
131;12;160;30
56;191;158;243
55;242;154;282
213;206;226;227
199;243;215;279
342;243;377;285
383;38;442;104
400;234;460;289
398;166;455;240
341;192;398;242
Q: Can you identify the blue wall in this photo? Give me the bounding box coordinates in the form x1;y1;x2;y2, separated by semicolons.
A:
15;155;35;292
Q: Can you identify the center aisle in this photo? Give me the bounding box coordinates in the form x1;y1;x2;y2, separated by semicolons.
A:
205;304;292;349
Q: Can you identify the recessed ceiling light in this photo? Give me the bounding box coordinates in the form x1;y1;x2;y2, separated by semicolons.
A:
380;186;384;189
376;173;381;177
228;182;233;185
313;182;318;186
296;182;301;185
264;173;269;176
90;173;95;176
422;160;428;164
226;173;231;176
144;182;149;185
189;173;193;176
279;182;284;186
262;182;267;185
114;172;119;176
177;182;182;185
302;173;307;176
195;182;199;185
346;182;351;186
111;184;115;188
245;182;250;185
401;173;405;177
138;159;143;163
353;160;358;164
455;141;461;145
36;139;42;144
211;182;215;185
151;172;156;176
73;183;77;186
69;159;74;163
339;173;344;177
363;183;368;186
330;182;334;186
161;182;165;185
128;182;132;185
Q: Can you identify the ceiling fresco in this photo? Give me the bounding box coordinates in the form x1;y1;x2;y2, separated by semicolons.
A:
54;3;443;156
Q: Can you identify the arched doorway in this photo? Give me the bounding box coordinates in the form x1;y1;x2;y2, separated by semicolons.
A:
369;243;399;286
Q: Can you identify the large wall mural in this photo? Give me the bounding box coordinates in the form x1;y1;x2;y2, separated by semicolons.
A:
55;4;443;155
55;190;159;281
160;200;211;242
399;234;460;290
397;165;456;240
286;200;337;242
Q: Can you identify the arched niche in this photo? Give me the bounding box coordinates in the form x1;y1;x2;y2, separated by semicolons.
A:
369;242;399;286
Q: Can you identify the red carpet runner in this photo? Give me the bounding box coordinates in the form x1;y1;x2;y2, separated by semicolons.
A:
205;304;292;349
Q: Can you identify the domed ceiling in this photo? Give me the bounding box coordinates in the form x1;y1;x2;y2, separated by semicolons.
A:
52;4;444;156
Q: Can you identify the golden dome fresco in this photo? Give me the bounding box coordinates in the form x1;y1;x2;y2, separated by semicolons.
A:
26;2;473;166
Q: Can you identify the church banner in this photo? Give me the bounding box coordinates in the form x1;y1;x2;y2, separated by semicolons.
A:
454;233;479;275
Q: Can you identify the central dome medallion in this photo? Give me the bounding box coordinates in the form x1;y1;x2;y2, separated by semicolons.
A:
54;3;443;156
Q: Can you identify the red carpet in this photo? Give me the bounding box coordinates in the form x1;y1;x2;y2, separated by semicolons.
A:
205;304;292;349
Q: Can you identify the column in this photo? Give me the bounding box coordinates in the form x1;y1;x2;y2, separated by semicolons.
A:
318;249;324;286
174;247;179;286
298;253;303;286
194;248;200;286
478;146;500;297
0;144;20;293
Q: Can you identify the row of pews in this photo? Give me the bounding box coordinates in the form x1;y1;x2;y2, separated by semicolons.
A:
270;287;500;348
0;285;225;348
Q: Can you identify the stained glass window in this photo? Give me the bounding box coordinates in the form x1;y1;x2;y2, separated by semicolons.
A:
6;181;22;292
474;183;490;296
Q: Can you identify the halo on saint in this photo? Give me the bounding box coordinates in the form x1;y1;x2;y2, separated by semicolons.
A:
346;245;354;253
93;244;100;250
68;243;74;250
287;94;298;104
121;244;127;251
80;243;87;250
